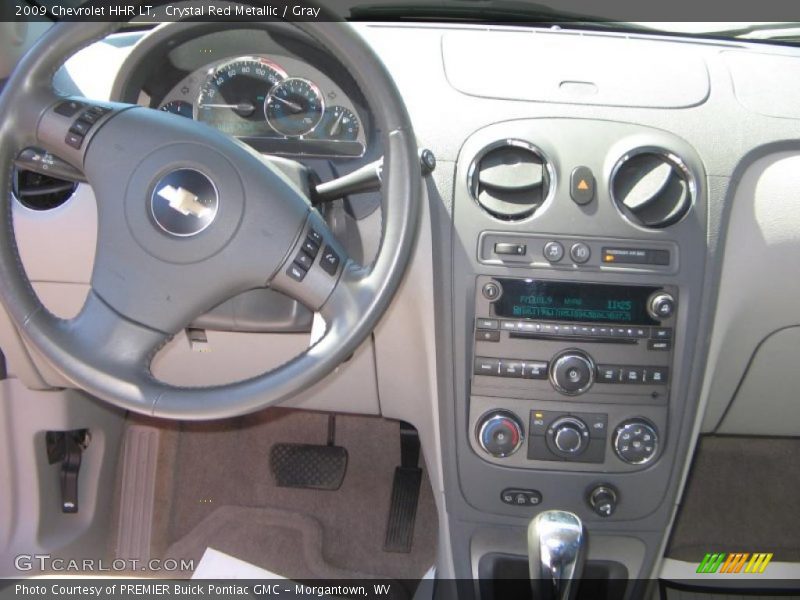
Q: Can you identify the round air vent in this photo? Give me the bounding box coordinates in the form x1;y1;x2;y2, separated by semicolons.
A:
13;168;77;211
468;140;552;220
610;150;694;228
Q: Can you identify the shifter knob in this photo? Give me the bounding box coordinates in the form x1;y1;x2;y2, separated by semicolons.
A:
528;510;587;600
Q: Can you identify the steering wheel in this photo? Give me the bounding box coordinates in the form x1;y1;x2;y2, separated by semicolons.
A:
0;22;420;419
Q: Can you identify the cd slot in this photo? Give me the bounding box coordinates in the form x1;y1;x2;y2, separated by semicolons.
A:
509;332;637;344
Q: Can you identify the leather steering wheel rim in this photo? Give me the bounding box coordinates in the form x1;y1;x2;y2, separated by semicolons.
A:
0;21;421;420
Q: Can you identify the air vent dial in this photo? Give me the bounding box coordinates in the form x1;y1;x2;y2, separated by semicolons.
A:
468;140;553;220
610;150;694;228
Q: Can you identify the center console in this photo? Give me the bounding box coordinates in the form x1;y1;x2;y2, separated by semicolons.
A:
443;117;709;590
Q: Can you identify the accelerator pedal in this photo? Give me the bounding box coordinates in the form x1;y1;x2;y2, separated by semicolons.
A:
270;416;348;491
384;422;423;553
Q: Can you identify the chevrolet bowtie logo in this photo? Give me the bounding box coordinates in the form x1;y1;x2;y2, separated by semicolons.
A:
157;185;213;219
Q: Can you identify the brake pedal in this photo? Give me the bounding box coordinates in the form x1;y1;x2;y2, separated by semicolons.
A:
270;415;348;490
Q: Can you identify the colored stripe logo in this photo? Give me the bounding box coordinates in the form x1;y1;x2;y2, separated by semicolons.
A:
697;552;773;574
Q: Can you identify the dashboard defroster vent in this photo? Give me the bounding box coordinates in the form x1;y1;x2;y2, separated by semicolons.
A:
610;150;694;228
468;140;553;221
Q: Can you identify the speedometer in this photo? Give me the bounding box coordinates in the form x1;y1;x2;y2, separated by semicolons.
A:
195;57;286;137
265;78;324;137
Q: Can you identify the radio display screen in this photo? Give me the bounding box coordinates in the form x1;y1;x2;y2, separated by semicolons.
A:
491;279;660;325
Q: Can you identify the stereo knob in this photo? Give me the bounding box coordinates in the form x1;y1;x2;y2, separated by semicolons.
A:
613;419;659;465
477;411;524;458
549;350;595;395
647;292;676;320
549;416;589;455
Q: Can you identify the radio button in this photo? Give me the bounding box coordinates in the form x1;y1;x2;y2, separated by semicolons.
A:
597;365;621;383
647;340;672;351
651;327;673;340
550;351;595;395
474;357;500;376
475;329;501;342
499;360;525;378
644;367;669;384
476;318;499;330
621;367;644;384
482;281;501;300
519;321;541;333
501;320;517;331
494;242;527;256
543;241;565;263
523;361;549;379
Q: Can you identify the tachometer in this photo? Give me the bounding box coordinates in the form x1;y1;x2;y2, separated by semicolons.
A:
195;57;286;136
265;77;324;137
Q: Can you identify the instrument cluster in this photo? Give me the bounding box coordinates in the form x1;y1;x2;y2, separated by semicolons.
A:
154;55;365;157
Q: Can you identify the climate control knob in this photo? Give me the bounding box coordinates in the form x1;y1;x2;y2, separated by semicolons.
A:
477;411;524;458
613;419;659;465
549;350;595;395
547;416;589;456
647;292;676;320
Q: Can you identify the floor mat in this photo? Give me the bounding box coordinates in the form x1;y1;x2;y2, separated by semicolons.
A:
166;505;374;580
668;436;800;562
159;409;438;580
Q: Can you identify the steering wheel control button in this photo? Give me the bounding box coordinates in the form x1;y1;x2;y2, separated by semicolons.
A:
588;485;618;517
549;350;595;395
647;291;676;320
474;357;500;376
476;329;501;342
294;251;313;270
150;169;219;237
547;416;589;456
320;245;340;275
69;120;92;137
613;420;659;465
570;166;595;205
543;241;564;263
482;281;502;300
54;100;86;117
477;411;524;458
570;242;591;264
501;488;542;507
286;263;307;282
301;237;320;258
64;132;84;149
494;242;527;256
308;229;323;244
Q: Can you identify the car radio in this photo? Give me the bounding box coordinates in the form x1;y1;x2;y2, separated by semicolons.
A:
470;275;676;469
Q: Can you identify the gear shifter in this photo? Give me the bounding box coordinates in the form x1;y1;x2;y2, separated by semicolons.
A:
528;510;586;600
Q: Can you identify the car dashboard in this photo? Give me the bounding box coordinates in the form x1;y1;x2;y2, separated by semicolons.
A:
6;19;800;594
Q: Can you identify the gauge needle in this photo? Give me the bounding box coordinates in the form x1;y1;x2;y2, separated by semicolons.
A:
329;110;345;137
199;102;255;114
271;95;303;113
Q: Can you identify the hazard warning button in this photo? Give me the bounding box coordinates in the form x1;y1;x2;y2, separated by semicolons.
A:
570;166;595;205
